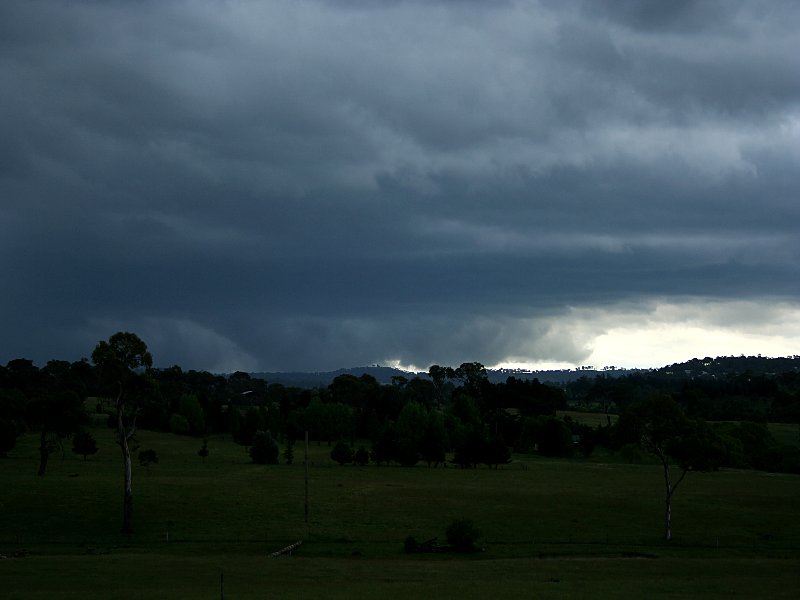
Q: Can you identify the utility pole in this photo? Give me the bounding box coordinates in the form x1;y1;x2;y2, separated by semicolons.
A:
304;430;309;525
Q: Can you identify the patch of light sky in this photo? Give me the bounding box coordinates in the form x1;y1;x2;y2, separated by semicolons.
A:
387;299;800;373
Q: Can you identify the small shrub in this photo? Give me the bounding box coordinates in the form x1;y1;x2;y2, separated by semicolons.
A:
620;443;642;463
138;449;159;467
169;414;190;435
197;439;209;463
538;417;573;458
354;446;370;466
249;430;279;464
0;419;18;457
403;535;419;553
445;519;481;553
71;429;98;460
284;438;295;465
331;440;354;465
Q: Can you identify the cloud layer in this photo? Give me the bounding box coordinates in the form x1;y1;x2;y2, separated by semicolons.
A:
2;1;799;371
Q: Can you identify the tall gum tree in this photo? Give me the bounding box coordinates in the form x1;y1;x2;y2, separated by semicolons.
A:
92;332;152;534
619;395;723;541
30;360;85;476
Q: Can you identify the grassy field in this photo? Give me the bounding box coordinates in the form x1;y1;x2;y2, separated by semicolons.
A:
558;410;618;426
769;422;800;447
2;424;799;598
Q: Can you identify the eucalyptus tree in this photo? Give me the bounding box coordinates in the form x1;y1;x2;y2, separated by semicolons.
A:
619;395;724;541
29;360;85;476
91;332;153;534
428;365;454;409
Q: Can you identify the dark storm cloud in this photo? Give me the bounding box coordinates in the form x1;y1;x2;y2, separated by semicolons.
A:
2;0;799;371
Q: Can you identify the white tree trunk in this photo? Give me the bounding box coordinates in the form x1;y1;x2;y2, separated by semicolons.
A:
661;456;687;542
117;386;134;534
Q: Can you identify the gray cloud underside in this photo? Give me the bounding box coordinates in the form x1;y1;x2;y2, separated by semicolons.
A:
2;1;799;371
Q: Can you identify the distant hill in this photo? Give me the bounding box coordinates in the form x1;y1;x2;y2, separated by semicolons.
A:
485;367;648;384
249;366;421;388
657;355;800;377
249;365;648;388
249;356;800;388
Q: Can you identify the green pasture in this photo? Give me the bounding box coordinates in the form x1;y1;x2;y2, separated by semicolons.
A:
557;410;618;426
768;422;800;447
1;426;798;598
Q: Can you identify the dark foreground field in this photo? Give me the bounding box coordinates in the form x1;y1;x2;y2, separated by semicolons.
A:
2;427;799;599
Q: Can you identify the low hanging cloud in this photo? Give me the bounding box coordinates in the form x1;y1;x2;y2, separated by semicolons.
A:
1;1;799;371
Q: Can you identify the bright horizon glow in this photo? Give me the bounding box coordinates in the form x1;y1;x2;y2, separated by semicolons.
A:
384;299;800;373
577;300;800;370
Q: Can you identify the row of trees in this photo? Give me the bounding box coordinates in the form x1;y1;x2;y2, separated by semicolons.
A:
3;348;798;477
2;334;800;540
567;365;800;423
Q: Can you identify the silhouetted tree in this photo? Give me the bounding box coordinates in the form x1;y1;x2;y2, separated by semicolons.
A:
619;395;724;540
283;437;295;465
178;394;206;435
371;422;397;466
24;361;86;476
138;448;158;468
538;417;573;458
92;331;153;533
429;365;455;408
249;430;279;464
72;429;98;460
197;438;209;463
330;440;354;465
482;435;511;469
420;411;447;467
445;519;481;552
453;429;484;468
354;445;370;466
394;402;427;466
0;418;18;457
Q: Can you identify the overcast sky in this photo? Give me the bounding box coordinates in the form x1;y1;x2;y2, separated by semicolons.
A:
2;1;799;373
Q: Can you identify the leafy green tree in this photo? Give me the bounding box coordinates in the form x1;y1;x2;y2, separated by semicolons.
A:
27;361;86;476
330;440;354;465
92;331;153;534
405;377;437;409
231;407;259;447
0;418;18;457
428;365;455;408
0;386;26;419
420;411;447;467
249;430;279;464
394;402;427;466
574;423;597;458
228;407;243;443
197;438;209;463
138;449;158;467
328;402;355;445
729;421;777;470
72;429;99;460
169;413;190;435
354;445;370;466
454;362;487;395
450;391;481;429
515;416;538;453
482;435;511;469
538;417;573;458
619;395;724;540
178;394;206;435
304;399;328;445
452;429;485;468
371;422;397;466
283;438;294;465
445;518;481;552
